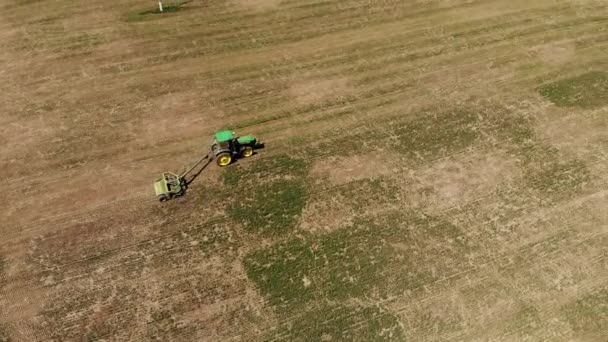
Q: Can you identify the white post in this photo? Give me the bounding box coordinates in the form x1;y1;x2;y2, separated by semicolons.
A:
158;1;163;12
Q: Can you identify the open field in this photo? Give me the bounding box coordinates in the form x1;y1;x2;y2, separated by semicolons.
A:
1;0;607;340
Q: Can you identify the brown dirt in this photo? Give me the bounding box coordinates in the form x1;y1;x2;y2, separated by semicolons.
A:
302;151;402;232
233;0;282;11
289;76;353;106
299;194;356;233
0;115;58;161
2;0;607;340
401;149;521;211
537;107;608;160
309;151;400;186
531;41;577;66
134;90;215;147
386;186;608;340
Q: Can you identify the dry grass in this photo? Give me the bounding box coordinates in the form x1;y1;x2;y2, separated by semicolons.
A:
1;0;607;340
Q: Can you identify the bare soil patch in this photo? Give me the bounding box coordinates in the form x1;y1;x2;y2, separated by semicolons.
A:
440;0;556;22
299;195;356;233
233;0;282;11
0;115;58;162
403;149;521;211
537;108;608;160
134;90;214;147
532;41;576;66
309;151;400;186
289;76;353;106
3;0;608;340
303;151;402;232
386;185;608;340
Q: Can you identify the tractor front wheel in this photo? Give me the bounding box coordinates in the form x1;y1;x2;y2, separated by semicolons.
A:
216;153;232;167
240;146;254;158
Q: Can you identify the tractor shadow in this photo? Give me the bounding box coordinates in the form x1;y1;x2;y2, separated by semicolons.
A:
184;143;265;189
229;143;266;166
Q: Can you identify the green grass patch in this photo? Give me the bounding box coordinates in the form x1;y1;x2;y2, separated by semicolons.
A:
565;286;608;335
244;213;469;309
229;179;307;235
519;146;590;200
487;109;535;145
245;223;393;307
500;304;541;336
314;177;399;207
538;71;608;108
223;154;309;187
298;105;535;162
393;109;481;161
267;303;404;341
0;324;10;342
527;159;590;197
224;155;310;236
514;304;541;329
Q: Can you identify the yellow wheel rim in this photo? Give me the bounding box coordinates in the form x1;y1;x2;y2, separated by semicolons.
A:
219;155;231;166
243;149;253;157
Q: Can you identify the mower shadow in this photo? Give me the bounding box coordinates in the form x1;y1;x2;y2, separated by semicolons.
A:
185;156;212;187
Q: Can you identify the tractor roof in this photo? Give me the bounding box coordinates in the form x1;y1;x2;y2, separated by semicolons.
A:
214;130;234;143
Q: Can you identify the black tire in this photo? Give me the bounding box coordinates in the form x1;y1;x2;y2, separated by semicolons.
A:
240;145;254;158
216;152;232;167
159;195;169;202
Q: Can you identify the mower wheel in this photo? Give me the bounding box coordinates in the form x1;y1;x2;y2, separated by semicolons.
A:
158;195;169;202
216;152;232;167
240;146;254;158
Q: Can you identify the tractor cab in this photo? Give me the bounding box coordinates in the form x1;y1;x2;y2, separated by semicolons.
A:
212;130;236;152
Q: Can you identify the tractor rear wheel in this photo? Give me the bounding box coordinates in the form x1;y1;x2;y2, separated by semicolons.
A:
240;146;254;158
216;152;232;167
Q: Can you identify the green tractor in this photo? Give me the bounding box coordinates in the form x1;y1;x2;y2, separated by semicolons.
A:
153;130;262;201
211;130;262;167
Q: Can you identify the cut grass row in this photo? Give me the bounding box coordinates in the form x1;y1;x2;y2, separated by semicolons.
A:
214;76;603;338
5;0;608;336
210;28;607;129
27;71;605;275
6;2;605;163
246;192;601;340
19;71;606;281
30;109;604;340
